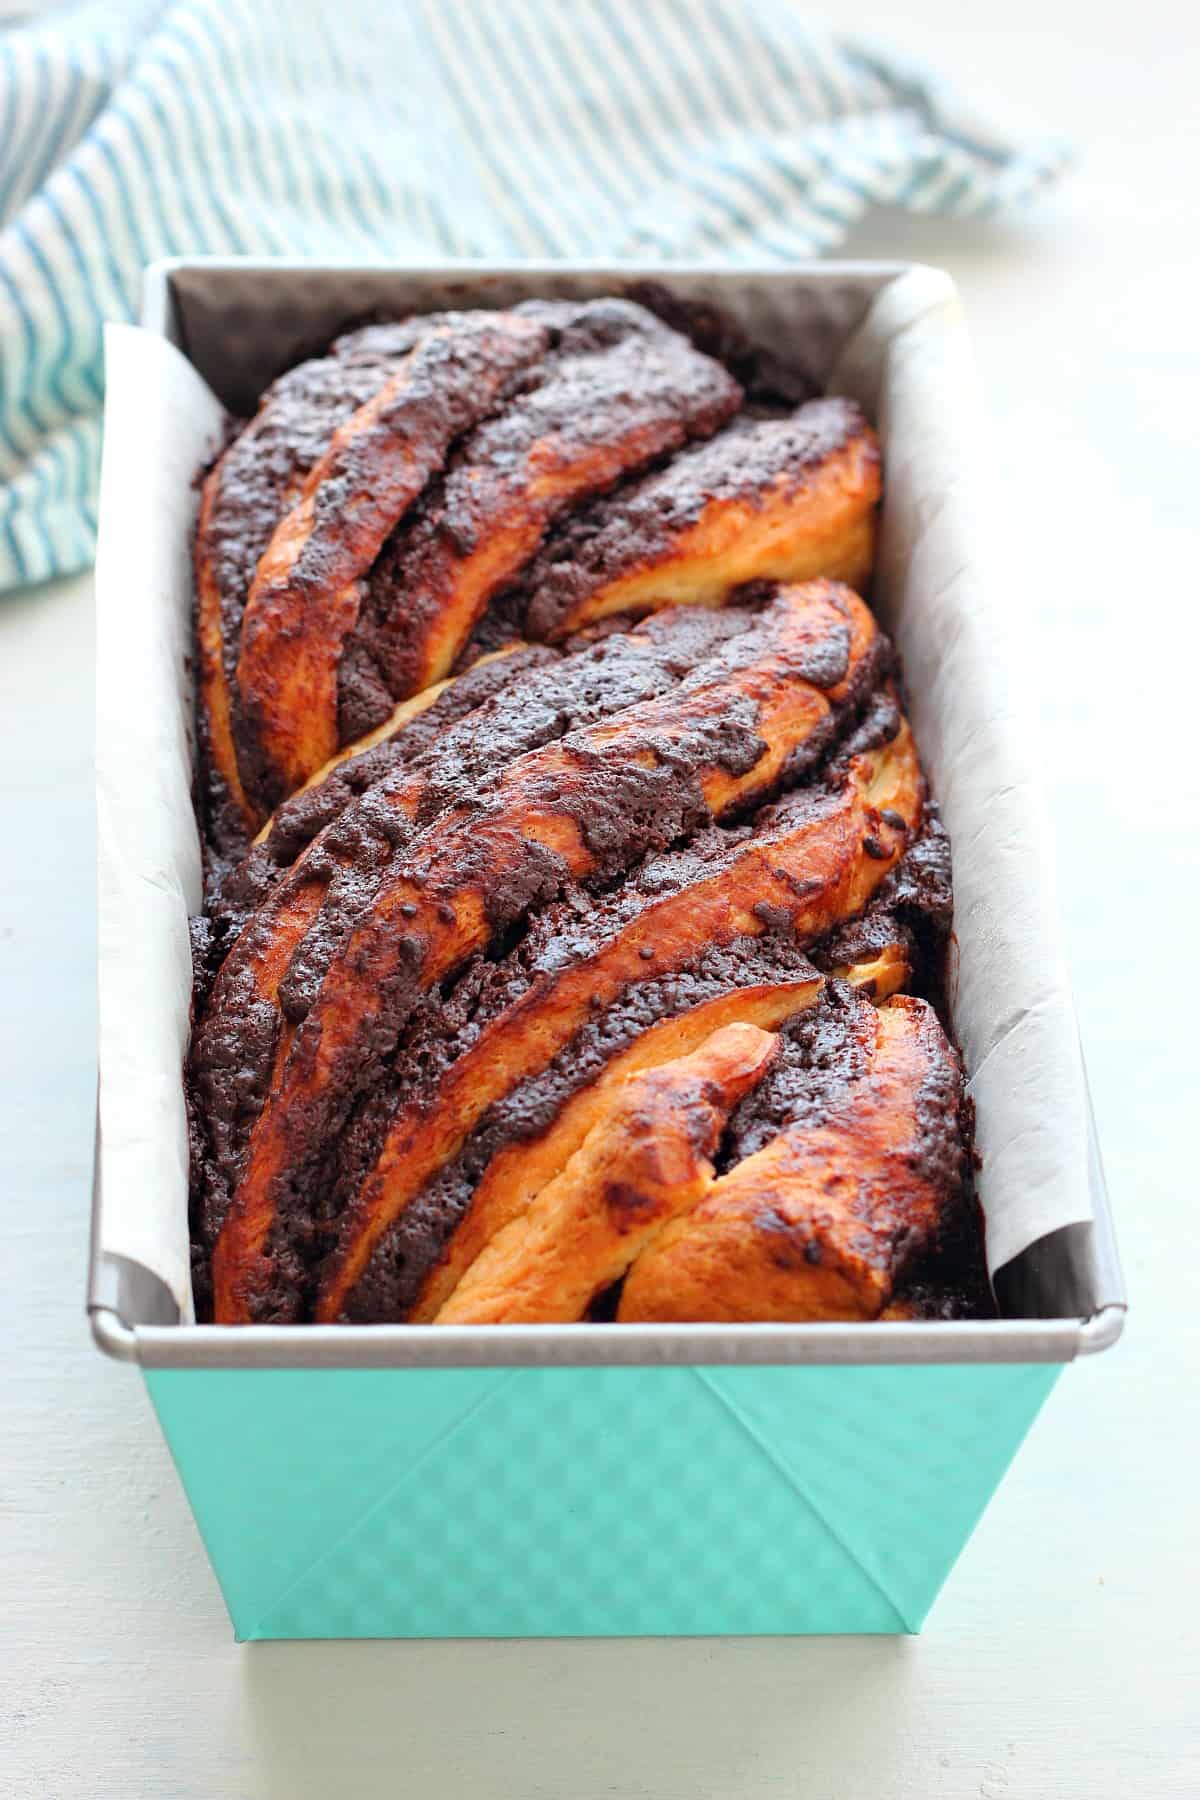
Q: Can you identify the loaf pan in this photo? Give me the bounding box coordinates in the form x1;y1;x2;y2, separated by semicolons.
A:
89;259;1124;1638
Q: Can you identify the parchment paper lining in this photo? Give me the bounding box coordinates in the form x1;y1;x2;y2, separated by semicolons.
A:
94;266;1093;1318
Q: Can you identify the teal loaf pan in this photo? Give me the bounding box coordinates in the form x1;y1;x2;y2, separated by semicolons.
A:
90;261;1125;1639
141;1363;1059;1639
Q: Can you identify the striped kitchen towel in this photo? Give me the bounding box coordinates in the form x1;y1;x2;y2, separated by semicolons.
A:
0;0;1069;592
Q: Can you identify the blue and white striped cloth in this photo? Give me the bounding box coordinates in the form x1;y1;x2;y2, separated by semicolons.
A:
0;0;1069;592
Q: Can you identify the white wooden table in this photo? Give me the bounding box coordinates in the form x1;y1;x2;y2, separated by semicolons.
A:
2;2;1197;1793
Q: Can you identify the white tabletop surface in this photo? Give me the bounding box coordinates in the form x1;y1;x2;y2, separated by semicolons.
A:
2;2;1197;1794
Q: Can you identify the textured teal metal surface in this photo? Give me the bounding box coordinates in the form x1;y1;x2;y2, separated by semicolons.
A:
144;1362;1060;1639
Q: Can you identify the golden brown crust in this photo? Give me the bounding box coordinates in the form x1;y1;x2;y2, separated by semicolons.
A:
523;399;881;639
192;611;762;1253
235;313;549;813
194;656;535;1139
247;645;529;850
436;1024;780;1324
190;655;545;1258
186;304;979;1330
218;644;560;939
327;708;917;1324
617;997;960;1323
345;304;742;704
409;978;823;1324
414;932;912;1323
211;584;894;1322
831;938;910;1001
195;473;257;842
192;324;433;854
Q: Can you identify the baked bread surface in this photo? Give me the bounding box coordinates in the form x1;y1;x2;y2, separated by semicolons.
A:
185;295;988;1327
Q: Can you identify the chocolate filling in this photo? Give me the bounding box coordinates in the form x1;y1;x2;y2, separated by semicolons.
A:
192;607;766;1225
222;602;747;927
717;981;877;1167
265;768;886;1324
718;981;987;1317
624;281;822;410
813;806;952;985
256;606;761;1020
341;933;823;1322
195;321;435;857
522;399;874;638
187;295;985;1330
340;299;742;731
189;608;893;1315
216;643;558;923
243;773;865;1324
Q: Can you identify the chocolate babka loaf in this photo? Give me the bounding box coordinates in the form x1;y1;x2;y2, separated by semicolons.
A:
186;294;989;1327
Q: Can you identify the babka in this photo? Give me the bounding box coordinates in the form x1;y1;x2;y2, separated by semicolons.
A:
185;294;990;1328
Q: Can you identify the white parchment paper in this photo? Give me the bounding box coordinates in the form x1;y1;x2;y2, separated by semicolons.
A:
96;326;226;1317
832;268;1093;1274
94;269;1094;1316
